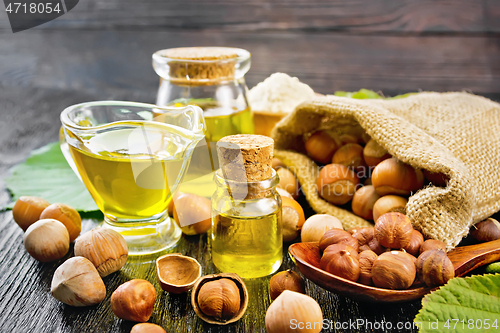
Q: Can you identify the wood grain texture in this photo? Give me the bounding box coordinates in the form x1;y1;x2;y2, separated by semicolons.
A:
0;30;498;97
0;85;426;332
10;0;499;34
0;0;499;329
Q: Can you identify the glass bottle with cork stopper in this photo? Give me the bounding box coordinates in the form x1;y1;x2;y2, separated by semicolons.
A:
152;47;254;198
211;134;283;278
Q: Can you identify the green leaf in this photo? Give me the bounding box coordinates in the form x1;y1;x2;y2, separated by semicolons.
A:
414;274;500;332
486;262;500;274
3;142;99;212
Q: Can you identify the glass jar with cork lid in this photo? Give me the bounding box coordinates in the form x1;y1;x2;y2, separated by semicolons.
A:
152;47;254;197
211;135;283;278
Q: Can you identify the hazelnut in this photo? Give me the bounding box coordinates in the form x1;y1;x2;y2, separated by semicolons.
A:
371;158;424;196
416;249;455;287
156;253;201;293
320;244;360;281
347;227;363;235
111;279;157;322
351;185;380;220
277;168;299;199
372;195;408;223
351;227;375;247
339;133;360;145
266;290;323;333
269;269;305;300
359;237;386;255
131;323;166;333
173;193;212;235
277;187;293;199
272;157;285;170
301;214;343;243
403;229;424;256
470;218;500;242
331;143;367;172
317;164;359;205
24;219;70;262
40;203;81;242
281;197;306;242
420;239;446;254
305;131;339;164
363;139;391;168
167;191;182;217
375;212;413;249
423;170;449;187
191;273;248;325
358;250;378;285
319;228;359;252
12;196;50;231
51;256;106;306
371;251;416;289
74;228;128;277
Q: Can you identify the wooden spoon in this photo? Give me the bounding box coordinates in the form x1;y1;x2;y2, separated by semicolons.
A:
288;239;500;303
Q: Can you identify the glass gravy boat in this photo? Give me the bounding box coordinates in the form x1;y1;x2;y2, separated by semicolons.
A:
60;101;206;255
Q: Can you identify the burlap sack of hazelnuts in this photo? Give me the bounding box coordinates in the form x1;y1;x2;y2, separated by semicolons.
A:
271;92;500;249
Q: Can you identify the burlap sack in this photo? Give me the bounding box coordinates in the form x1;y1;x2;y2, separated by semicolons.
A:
271;92;500;249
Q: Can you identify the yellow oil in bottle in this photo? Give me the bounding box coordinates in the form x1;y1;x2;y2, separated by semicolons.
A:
211;205;283;278
174;104;254;198
67;123;191;223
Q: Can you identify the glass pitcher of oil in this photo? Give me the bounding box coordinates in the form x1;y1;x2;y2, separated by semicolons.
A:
152;47;254;198
60;101;206;255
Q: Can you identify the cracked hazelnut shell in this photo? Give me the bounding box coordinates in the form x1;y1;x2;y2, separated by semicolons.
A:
191;273;248;325
156;253;201;293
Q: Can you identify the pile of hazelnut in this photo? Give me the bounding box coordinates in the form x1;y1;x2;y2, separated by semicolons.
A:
303;129;447;221
12;195;252;331
318;211;455;290
12;196;169;333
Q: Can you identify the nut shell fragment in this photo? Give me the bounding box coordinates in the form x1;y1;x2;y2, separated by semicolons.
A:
156;253;201;293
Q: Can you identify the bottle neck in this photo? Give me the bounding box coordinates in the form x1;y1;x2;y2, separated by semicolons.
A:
214;169;279;200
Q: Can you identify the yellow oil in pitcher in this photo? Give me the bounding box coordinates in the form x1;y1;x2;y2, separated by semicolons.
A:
68;123;191;223
174;102;254;198
211;201;283;278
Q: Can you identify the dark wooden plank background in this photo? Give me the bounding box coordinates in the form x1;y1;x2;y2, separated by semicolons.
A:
0;1;499;332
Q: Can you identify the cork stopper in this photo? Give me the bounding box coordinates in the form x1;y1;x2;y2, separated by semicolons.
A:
158;47;242;85
217;134;274;182
162;47;239;61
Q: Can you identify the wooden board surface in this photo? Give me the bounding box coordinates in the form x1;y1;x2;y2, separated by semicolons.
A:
0;0;499;331
0;30;498;97
0;85;422;333
2;0;498;33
